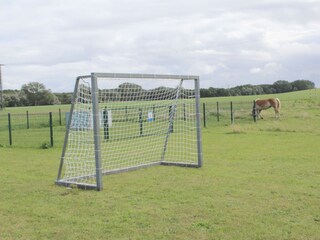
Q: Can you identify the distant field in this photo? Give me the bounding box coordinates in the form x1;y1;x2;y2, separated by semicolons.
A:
202;88;320;102
0;89;319;239
0;104;71;114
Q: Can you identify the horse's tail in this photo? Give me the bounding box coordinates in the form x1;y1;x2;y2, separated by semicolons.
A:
275;98;281;119
276;98;281;110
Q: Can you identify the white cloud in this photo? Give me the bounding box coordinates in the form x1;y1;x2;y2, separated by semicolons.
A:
250;68;262;74
0;0;320;91
250;62;283;76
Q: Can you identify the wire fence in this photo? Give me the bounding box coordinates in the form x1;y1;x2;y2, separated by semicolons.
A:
0;110;67;148
202;100;255;127
0;100;257;148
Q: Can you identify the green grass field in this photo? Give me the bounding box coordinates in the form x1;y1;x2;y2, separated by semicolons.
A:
0;89;319;239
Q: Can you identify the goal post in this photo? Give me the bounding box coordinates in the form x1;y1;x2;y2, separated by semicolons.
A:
56;73;203;191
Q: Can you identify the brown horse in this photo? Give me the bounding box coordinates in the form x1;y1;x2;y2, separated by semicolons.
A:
253;98;281;119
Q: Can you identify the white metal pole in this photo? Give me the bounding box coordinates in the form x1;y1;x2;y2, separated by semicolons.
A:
91;73;103;191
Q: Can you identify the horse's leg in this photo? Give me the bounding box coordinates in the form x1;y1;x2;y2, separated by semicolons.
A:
273;107;279;119
275;108;280;119
273;99;281;119
258;110;263;119
276;98;281;119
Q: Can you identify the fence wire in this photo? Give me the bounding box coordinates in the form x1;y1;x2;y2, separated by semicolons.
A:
1;99;302;148
0;110;67;148
201;100;255;127
0;101;256;148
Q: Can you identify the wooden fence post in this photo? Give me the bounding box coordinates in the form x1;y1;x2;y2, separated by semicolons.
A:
203;103;206;128
8;113;12;146
230;101;234;124
49;112;54;147
216;102;220;122
26;110;30;129
253;100;257;122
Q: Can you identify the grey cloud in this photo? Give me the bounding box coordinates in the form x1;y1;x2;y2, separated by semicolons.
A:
0;0;319;91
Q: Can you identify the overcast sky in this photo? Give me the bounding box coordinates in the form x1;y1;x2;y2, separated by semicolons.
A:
1;0;319;92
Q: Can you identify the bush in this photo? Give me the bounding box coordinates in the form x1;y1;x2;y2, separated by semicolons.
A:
40;141;51;149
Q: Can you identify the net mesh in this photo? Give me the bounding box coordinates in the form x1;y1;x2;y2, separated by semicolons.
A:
58;75;199;187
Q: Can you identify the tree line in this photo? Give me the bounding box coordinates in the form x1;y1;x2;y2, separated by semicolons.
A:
1;79;315;107
200;80;315;98
2;82;73;107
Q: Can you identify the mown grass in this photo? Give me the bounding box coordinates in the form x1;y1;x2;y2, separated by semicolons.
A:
0;89;319;239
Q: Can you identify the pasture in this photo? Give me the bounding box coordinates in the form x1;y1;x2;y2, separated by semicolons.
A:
0;89;319;239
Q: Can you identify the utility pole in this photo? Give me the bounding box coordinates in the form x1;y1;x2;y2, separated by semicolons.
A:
0;64;3;110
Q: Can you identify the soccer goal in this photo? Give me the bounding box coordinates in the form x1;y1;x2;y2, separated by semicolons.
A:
56;73;203;191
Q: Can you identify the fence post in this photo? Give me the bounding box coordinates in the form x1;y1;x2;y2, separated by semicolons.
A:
103;107;109;141
169;105;174;133
8;113;12;146
26;110;30;129
216;102;220;122
203;103;206;128
125;106;128;122
230;101;234;124
59;108;62;126
253;100;257;122
49;112;54;147
139;108;143;136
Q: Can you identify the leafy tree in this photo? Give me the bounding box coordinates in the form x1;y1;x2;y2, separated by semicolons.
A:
259;84;276;94
291;80;315;91
151;86;172;100
118;83;142;101
21;82;59;106
273;80;292;93
200;88;211;97
55;92;73;104
216;88;229;97
3;90;27;107
3;93;20;107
